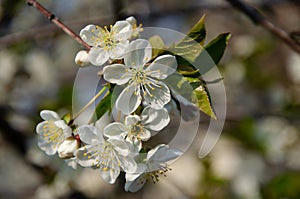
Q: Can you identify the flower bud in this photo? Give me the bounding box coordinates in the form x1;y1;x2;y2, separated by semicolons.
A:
75;50;90;67
58;137;81;159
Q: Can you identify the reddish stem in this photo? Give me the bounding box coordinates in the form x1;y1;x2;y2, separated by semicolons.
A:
26;0;91;50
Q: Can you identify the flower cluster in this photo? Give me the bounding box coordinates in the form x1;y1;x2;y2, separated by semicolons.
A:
36;16;182;192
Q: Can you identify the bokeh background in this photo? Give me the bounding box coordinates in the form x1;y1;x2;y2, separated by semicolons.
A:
1;0;300;198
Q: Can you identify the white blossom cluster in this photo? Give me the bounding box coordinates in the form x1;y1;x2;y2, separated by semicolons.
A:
36;17;182;192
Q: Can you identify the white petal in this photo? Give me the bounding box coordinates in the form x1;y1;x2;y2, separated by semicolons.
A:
142;107;170;131
112;21;132;40
36;121;63;155
88;47;109;66
37;136;58;155
100;164;120;184
108;138;130;156
74;147;96;167
146;144;165;161
109;40;129;59
143;81;171;109
103;122;127;138
53;120;67;129
40;110;60;121
140;129;151;141
95;111;113;132
36;121;47;135
124;39;152;69
77;125;104;145
148;144;182;163
126;138;142;154
125;163;147;181
147;55;177;79
79;24;100;46
125;115;140;126
65;157;77;169
103;64;131;85
54;120;72;137
120;156;138;173
125;174;146;192
116;84;142;115
126;16;137;26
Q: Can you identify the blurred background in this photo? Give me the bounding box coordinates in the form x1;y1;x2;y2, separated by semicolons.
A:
1;0;300;198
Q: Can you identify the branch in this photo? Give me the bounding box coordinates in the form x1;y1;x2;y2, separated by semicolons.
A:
0;1;290;47
26;0;91;50
225;0;300;55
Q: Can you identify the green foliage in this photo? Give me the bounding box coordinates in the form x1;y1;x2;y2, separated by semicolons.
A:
149;35;165;58
187;15;206;44
164;73;194;102
62;112;72;124
170;15;229;119
95;90;112;120
204;33;231;66
261;172;300;199
192;85;217;119
170;37;203;64
168;16;207;63
196;33;231;74
93;15;229;121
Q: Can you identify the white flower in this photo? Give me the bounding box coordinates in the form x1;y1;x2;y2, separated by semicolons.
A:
74;125;137;184
126;16;143;38
103;39;177;114
36;110;72;155
57;136;81;159
104;106;170;146
65;157;78;169
80;20;132;66
75;50;90;67
125;144;182;192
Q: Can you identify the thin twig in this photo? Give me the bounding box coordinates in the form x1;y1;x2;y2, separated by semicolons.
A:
225;0;300;55
72;86;108;121
26;0;91;50
0;1;290;47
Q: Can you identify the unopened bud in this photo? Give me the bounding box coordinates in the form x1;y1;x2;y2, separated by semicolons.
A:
75;50;90;67
58;137;81;159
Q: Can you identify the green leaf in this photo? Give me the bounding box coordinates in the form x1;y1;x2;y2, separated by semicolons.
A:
178;67;200;76
95;91;112;120
171;38;204;63
187;15;206;44
192;85;217;119
164;73;194;102
176;56;201;79
62;112;72;124
169;15;206;63
195;33;231;74
184;77;204;89
148;35;165;59
205;33;231;65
